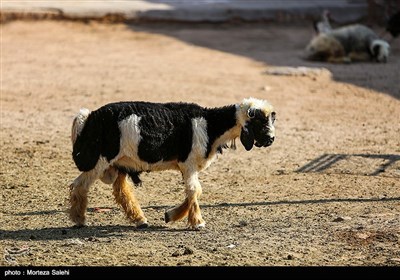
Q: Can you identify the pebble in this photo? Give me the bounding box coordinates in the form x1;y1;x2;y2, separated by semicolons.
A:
333;216;351;222
172;246;194;257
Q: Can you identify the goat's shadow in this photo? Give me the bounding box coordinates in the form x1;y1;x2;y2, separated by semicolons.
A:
0;224;187;242
296;153;400;177
2;195;399;241
3;153;398;241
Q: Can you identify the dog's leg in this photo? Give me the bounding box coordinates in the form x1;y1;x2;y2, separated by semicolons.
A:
327;55;351;63
112;171;148;228
348;52;371;62
69;170;99;227
165;171;205;229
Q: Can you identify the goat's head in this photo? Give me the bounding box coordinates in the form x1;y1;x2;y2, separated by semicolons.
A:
238;98;276;151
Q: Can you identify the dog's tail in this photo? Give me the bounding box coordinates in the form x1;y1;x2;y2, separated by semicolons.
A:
71;108;90;145
370;39;390;63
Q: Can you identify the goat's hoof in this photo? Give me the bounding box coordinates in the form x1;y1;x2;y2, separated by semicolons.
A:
137;222;149;229
189;222;205;230
196;222;206;229
164;212;170;223
72;224;85;229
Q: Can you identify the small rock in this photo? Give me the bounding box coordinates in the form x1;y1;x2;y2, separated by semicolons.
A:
227;244;235;249
238;220;248;227
183;247;193;255
287;254;293;260
262;85;272;92
379;194;387;200
333;216;351;222
171;250;180;257
275;169;285;175
66;238;84;246
356;232;370;240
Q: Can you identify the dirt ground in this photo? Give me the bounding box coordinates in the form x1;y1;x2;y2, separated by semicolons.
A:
1;20;399;268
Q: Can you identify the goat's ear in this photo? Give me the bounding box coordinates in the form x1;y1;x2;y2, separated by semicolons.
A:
240;123;254;151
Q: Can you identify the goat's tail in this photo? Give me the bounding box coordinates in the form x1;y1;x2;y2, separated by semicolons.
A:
71;108;90;145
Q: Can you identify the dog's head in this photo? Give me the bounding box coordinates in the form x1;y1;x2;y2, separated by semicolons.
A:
304;34;345;61
371;39;390;63
237;98;276;151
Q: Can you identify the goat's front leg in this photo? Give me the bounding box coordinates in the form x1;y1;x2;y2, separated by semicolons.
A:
164;172;205;229
112;172;148;228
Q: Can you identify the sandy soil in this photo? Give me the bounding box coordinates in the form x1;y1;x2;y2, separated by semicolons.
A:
1;20;399;268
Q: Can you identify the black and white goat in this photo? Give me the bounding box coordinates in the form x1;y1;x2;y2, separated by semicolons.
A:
69;98;276;229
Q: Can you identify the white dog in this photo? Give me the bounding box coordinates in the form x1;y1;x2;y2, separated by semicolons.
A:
305;24;390;63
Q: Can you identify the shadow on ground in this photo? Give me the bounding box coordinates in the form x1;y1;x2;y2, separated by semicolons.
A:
2;196;399;241
297;153;400;177
127;22;400;100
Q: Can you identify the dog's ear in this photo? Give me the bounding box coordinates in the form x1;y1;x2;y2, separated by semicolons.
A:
240;123;254;151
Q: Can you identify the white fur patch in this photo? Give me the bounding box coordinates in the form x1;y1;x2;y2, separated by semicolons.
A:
268;114;276;139
71;108;90;144
118;114;142;156
191;117;208;156
183;117;210;170
236;97;274;126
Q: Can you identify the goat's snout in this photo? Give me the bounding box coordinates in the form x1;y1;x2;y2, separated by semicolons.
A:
254;136;274;148
265;136;275;146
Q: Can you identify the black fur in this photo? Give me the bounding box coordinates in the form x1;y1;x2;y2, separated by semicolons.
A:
72;106;121;172
114;165;143;186
136;102;204;163
204;105;237;157
241;109;275;150
240;124;255;151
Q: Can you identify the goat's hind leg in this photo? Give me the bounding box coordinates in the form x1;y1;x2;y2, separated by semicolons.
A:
164;198;190;224
112;171;148;228
69;171;98;227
